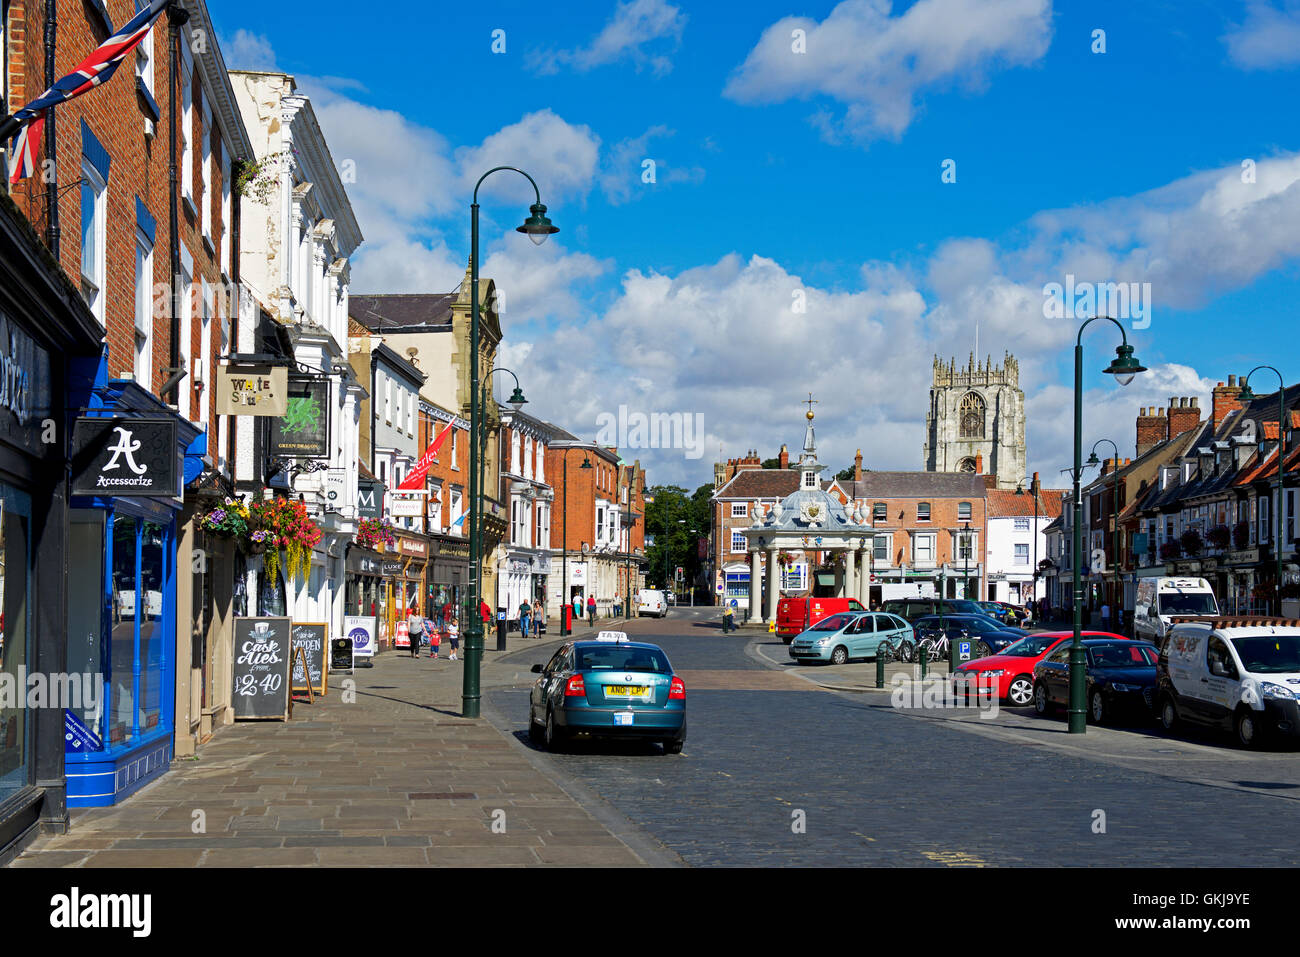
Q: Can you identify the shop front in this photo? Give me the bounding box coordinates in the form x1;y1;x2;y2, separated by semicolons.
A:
0;200;103;860
345;545;383;624
499;550;549;626
65;382;199;808
427;536;470;622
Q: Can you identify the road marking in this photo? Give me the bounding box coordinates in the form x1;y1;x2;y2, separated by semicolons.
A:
921;849;987;867
851;831;876;842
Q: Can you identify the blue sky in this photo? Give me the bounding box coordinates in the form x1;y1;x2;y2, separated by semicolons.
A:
211;0;1300;489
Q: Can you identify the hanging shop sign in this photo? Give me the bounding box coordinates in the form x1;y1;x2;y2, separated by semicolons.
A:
381;560;404;577
390;496;424;518
358;476;384;519
231;617;292;721
215;364;288;416
0;311;52;453
397;536;428;558
291;622;328;696
268;377;330;458
70;417;180;498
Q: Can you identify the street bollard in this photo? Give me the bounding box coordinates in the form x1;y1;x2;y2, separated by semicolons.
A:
875;650;885;689
949;636;957;675
919;643;927;680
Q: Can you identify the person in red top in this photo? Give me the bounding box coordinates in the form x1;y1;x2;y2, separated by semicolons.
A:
480;599;492;624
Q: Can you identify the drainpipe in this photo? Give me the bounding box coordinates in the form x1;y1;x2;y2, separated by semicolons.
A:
166;3;189;405
44;0;58;255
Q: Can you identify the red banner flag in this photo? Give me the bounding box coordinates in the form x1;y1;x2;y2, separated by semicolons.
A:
395;421;454;491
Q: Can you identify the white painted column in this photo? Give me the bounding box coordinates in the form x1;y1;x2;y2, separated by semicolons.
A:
845;546;858;601
749;549;761;621
766;548;779;623
859;546;871;606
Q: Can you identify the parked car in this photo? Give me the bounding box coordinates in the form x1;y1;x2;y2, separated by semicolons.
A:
528;633;686;753
912;614;1026;656
976;600;1014;624
999;602;1032;626
881;597;988;622
952;630;1129;705
1156;617;1300;748
1033;638;1159;724
637;589;669;618
776;595;866;644
788;611;913;665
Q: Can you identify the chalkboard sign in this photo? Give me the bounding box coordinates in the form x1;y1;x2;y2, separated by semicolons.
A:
291;622;328;695
330;637;354;673
232;617;292;720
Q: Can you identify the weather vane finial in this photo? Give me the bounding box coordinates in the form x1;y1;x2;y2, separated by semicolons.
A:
804;392;818;421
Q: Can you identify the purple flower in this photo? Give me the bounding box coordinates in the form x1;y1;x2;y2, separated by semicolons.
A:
210;509;227;524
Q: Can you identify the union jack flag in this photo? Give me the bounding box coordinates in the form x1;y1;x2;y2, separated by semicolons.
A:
6;0;170;184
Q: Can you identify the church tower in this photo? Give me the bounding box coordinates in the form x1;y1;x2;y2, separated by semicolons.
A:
923;352;1026;490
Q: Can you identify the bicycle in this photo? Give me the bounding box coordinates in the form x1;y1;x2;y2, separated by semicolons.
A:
917;627;992;663
876;636;915;664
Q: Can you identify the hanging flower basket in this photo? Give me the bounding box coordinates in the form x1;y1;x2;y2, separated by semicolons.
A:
246;496;323;583
197;498;250;540
356;517;397;551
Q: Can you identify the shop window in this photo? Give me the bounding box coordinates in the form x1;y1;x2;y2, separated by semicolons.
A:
0;487;32;803
109;515;138;744
258;566;286;616
138;522;165;733
67;512;105;746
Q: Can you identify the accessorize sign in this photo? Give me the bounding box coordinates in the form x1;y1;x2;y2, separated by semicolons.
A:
269;377;330;458
70;417;179;497
215;364;288;416
232;617;292;721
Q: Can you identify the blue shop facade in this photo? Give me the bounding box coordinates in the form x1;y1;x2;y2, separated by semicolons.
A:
64;370;203;808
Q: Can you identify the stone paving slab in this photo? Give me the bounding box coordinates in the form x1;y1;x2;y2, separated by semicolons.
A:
11;626;667;868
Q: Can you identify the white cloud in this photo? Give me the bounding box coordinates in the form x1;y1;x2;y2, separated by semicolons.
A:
1224;1;1300;69
221;29;278;71
529;0;687;76
597;126;705;205
724;0;1052;142
454;110;601;208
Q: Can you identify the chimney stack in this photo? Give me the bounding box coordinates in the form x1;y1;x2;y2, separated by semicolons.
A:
975;451;984;474
1031;471;1040;496
854;449;863;482
1168;395;1201;439
778;444;789;469
1212;378;1244;431
1137;405;1168;457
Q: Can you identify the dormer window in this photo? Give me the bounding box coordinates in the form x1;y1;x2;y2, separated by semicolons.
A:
802;470;817;490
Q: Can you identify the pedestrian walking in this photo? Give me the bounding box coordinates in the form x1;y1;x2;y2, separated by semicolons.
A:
480;599;492;628
447;615;460;660
722;601;735;633
519;599;532;639
532;598;545;636
587;594;597;626
407;606;424;658
573;593;583;622
1101;601;1111;630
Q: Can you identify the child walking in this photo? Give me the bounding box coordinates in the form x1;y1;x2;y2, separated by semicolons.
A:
447;615;460;661
428;619;442;659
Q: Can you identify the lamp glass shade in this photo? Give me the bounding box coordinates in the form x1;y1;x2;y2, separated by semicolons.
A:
508;386;527;411
1104;344;1145;387
517;203;559;245
580;456;593;470
1238;383;1257;402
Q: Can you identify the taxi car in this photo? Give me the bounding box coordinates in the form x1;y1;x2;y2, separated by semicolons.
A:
528;632;686;753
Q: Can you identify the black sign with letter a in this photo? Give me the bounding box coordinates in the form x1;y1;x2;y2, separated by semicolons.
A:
70;417;179;498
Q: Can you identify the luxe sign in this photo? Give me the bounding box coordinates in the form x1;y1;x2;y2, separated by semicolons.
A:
70;417;179;497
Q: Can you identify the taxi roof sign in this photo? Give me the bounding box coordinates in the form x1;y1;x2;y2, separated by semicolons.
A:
596;630;629;643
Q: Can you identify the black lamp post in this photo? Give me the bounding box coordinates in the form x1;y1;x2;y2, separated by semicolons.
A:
962;520;972;600
560;450;593;637
1016;476;1041;611
463;167;557;719
1069;317;1146;734
1237;367;1288;616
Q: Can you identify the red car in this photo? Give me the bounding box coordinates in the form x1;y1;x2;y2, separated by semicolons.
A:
951;631;1129;706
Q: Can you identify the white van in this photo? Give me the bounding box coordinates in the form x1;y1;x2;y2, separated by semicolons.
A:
637;589;668;618
1156;617;1300;747
1133;577;1218;642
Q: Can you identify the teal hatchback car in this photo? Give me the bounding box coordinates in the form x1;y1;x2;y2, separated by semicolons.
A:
789;611;915;665
529;633;687;753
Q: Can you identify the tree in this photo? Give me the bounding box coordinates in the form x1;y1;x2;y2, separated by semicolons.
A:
644;483;712;593
835;465;856;481
761;457;783;469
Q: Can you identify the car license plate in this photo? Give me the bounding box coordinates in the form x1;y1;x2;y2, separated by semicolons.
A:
605;686;649;697
613;711;634;726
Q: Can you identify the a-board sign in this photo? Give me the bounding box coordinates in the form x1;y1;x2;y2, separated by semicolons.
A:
330;637;354;672
291;622;328;696
232;617;292;720
395;620;410;649
345;615;376;658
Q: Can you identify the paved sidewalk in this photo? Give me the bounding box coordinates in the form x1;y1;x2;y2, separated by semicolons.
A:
11;620;668;868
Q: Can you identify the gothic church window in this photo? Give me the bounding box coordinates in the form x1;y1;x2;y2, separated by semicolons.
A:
959;392;985;439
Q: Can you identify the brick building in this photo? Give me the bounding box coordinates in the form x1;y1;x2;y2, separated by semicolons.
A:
547;439;624;622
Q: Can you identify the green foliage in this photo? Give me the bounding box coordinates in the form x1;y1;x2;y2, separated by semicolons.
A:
645;483;713;592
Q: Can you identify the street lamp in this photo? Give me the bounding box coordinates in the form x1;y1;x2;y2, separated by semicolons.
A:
1069;317;1146;734
962;520;972;600
561;452;593;637
1237;367;1287;616
1086;439;1121;631
1015;476;1041;611
463;167;557;719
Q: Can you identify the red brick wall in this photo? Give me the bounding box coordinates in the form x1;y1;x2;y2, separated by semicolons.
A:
7;0;231;423
547;446;616;553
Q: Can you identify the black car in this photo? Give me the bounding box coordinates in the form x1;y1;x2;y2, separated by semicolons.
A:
1032;638;1159;724
882;597;989;621
912;614;1027;655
